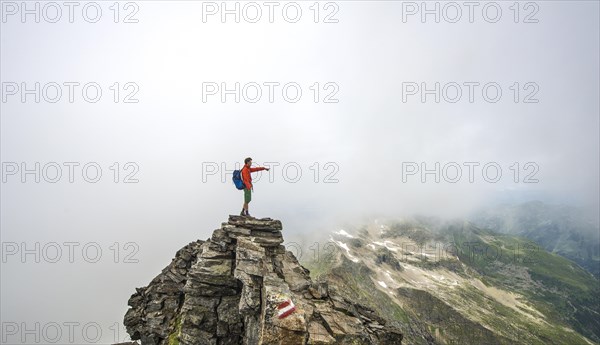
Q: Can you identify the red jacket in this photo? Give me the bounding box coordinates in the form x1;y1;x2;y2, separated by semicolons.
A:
241;165;266;190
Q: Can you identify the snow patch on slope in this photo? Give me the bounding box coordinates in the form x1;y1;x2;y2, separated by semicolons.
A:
330;236;359;263
335;229;355;238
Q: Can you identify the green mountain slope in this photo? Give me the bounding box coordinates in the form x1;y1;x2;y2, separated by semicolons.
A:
302;218;600;345
471;201;600;278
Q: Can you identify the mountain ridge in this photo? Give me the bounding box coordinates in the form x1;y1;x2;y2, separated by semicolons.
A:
119;212;599;345
470;201;600;278
302;217;599;345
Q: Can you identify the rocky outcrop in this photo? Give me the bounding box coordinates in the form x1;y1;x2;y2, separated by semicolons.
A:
123;216;403;345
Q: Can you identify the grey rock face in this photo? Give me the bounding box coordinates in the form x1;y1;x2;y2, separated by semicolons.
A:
123;216;403;345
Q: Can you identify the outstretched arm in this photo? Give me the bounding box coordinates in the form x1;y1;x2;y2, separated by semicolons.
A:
249;167;270;172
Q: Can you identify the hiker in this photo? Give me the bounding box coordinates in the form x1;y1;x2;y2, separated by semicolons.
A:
240;157;269;217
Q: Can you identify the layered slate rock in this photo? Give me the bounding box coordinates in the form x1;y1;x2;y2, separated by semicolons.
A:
123;216;403;345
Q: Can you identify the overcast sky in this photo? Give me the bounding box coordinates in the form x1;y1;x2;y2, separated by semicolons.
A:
1;1;599;343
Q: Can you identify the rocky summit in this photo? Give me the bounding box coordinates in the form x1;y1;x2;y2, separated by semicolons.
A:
122;215;403;345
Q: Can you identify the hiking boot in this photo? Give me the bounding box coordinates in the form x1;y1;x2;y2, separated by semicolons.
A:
240;209;246;216
245;210;252;217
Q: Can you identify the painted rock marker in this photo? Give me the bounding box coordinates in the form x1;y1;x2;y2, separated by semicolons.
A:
277;299;296;319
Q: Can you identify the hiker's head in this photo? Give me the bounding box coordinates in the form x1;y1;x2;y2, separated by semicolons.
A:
244;157;252;167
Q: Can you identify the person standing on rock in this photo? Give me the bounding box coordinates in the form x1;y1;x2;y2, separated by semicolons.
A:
240;157;269;217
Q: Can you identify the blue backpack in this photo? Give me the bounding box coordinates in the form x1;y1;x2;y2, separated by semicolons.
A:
232;166;246;190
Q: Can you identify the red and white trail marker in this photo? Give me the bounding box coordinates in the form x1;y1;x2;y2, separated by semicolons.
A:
277;299;296;319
